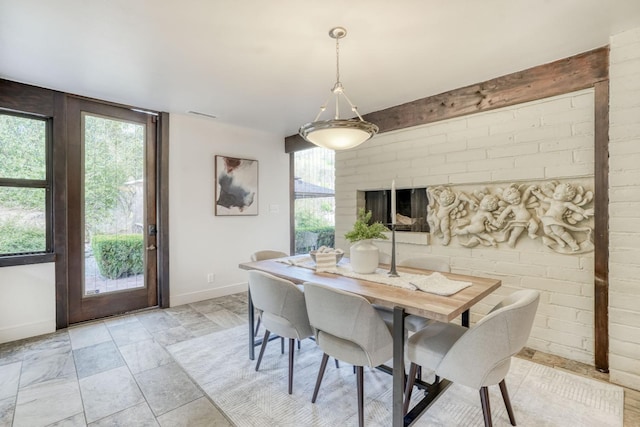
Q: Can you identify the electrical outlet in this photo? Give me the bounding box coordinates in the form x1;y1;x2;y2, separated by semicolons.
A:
207;273;215;283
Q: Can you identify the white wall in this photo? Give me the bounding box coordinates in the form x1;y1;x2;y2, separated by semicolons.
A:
168;114;290;306
0;263;55;343
0;114;289;343
609;27;640;390
335;89;598;364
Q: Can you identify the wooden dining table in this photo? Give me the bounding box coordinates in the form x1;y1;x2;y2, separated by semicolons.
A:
239;257;501;427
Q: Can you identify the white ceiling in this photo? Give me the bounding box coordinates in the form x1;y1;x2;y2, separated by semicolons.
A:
2;1;640;138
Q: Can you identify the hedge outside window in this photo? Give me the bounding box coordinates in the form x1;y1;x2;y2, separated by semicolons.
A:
0;112;53;260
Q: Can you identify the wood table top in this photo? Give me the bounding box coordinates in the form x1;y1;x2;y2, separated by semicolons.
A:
239;258;501;323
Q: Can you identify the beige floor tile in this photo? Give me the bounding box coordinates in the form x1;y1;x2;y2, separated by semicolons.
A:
79;366;144;423
134;363;203;416
157;397;232;427
89;402;158;427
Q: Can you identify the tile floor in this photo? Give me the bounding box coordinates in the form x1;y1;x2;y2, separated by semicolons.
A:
0;294;249;426
0;293;638;426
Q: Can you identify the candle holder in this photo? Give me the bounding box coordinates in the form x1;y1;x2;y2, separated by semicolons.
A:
388;224;399;277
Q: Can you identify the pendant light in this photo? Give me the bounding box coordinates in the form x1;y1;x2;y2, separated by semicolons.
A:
299;27;378;150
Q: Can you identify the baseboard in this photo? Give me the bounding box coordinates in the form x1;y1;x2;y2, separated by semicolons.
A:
610;368;640;392
170;282;248;307
0;320;56;344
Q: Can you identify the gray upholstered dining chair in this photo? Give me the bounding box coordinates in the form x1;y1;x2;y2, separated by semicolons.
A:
398;256;451;273
374;256;450;333
250;250;288;337
403;289;540;427
250;250;288;261
248;270;314;394
304;281;393;427
378;252;392;265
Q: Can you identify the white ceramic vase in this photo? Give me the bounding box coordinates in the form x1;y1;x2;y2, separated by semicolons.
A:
349;240;379;274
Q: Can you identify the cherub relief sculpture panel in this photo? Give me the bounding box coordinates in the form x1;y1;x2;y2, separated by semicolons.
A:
495;184;540;248
453;191;500;248
427;180;594;254
427;186;466;246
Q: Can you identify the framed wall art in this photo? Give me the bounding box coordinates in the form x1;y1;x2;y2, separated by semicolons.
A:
215;155;258;216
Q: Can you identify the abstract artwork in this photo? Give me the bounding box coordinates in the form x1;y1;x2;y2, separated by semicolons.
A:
215;155;258;216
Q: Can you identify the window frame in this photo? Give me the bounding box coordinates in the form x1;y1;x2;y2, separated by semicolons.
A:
0;109;55;266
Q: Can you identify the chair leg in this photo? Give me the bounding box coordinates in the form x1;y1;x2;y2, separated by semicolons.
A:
281;337;285;354
288;338;295;394
479;386;493;427
356;366;364;427
254;315;261;336
334;358;340;368
255;329;270;371
298;339;301;350
403;362;418;415
499;380;516;426
312;353;330;403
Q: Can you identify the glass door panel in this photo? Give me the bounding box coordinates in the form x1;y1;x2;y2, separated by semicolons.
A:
83;114;146;296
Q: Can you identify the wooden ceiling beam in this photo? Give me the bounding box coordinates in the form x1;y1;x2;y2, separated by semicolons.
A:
285;46;608;151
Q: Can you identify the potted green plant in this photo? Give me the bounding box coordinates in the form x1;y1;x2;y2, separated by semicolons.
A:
345;208;389;273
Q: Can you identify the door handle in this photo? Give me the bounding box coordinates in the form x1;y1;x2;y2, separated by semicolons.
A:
146;244;157;251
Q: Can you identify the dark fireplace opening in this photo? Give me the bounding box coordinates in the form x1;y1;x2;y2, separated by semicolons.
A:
364;188;429;232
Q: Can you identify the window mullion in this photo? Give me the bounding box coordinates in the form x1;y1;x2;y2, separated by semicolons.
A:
0;178;48;188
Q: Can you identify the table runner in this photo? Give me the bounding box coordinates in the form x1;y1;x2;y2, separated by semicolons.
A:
277;256;471;296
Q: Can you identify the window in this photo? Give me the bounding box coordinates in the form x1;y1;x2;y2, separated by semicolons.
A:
293;147;335;254
0;111;53;262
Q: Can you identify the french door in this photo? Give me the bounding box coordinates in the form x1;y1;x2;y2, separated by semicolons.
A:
67;98;158;323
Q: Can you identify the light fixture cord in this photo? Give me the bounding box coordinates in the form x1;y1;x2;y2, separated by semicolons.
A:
310;27;368;123
334;35;342;120
335;34;341;85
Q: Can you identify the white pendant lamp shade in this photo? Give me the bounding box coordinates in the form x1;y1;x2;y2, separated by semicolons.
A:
299;27;378;150
299;119;378;150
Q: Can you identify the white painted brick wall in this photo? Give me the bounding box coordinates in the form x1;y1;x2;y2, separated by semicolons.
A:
336;88;597;367
334;29;640;391
609;27;640;391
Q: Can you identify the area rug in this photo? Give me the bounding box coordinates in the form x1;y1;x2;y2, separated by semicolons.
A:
167;326;624;426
